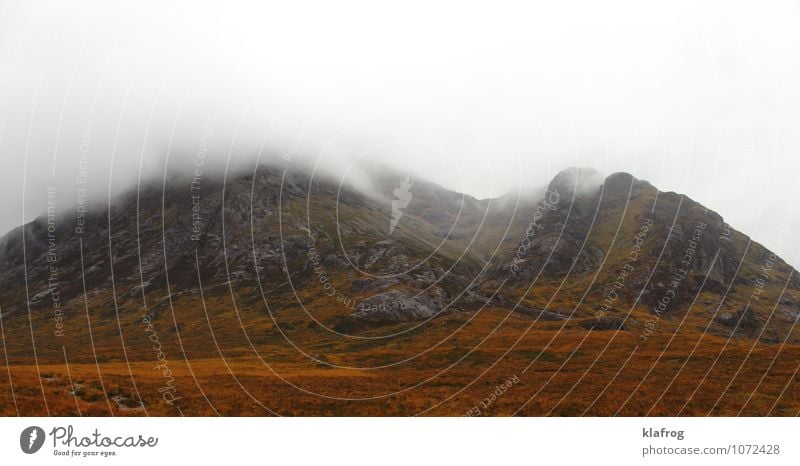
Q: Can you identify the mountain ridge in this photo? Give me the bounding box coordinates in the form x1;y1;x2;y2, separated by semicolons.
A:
0;164;797;354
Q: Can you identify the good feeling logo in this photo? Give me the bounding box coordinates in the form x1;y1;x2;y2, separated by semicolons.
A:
19;425;159;454
20;426;45;454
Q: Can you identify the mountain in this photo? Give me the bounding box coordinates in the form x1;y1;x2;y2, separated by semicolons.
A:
2;164;799;349
485;167;800;342
1;164;799;416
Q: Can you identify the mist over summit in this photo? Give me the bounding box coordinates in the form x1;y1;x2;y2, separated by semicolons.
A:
3;0;800;268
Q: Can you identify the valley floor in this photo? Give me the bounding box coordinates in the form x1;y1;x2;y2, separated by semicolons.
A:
1;312;798;416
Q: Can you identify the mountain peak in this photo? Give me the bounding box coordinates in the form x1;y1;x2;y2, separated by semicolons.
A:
547;167;604;198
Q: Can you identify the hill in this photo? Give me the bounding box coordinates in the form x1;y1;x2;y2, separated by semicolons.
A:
0;164;798;415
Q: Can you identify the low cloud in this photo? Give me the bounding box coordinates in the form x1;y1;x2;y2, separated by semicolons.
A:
1;0;799;266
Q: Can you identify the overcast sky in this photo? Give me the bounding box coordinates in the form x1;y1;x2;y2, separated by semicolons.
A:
1;0;800;266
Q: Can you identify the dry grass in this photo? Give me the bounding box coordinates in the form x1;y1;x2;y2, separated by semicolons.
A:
1;309;798;416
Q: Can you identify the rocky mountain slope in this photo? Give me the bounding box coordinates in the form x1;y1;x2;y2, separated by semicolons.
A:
1;164;799;366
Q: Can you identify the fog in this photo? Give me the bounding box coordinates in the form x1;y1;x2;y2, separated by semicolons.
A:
1;0;800;266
